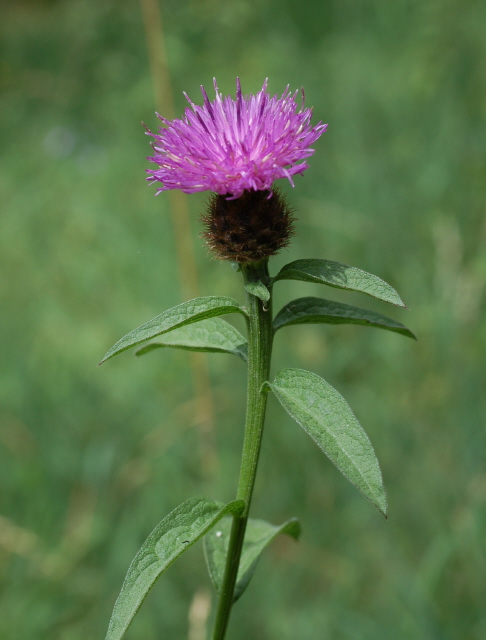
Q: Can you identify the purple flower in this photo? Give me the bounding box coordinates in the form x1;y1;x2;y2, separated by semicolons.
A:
146;79;327;199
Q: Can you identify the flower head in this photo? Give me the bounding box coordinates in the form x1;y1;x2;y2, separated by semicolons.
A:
146;78;327;199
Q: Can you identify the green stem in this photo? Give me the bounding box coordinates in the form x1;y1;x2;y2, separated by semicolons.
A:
211;259;274;640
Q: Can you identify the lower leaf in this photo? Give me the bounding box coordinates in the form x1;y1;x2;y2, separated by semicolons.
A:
105;497;245;640
204;517;300;603
273;296;415;339
267;368;387;516
135;318;248;361
99;296;246;364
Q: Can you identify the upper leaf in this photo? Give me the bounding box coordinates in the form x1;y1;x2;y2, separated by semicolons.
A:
105;497;245;640
273;296;416;339
244;280;271;303
135;318;248;361
204;517;300;603
273;259;406;307
266;369;387;516
100;296;246;364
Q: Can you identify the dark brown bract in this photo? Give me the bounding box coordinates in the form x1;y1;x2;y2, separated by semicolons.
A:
201;188;295;263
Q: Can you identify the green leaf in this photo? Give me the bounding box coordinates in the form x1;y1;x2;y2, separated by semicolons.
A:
273;296;416;339
204;517;300;603
100;296;246;364
266;369;387;516
244;280;271;303
273;259;406;307
135;318;248;361
105;497;245;640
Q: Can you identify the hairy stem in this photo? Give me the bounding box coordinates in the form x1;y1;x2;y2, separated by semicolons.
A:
211;260;274;640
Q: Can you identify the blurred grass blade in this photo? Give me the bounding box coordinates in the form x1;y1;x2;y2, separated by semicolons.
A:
273;296;416;338
244;280;271;303
267;369;387;516
204;517;301;603
273;259;406;307
135;318;248;361
105;497;245;640
100;296;246;364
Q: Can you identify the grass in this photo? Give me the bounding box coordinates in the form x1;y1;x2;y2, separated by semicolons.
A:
1;1;485;638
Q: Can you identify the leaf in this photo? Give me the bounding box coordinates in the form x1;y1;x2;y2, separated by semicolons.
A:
273;259;406;307
266;369;387;516
204;517;300;603
135;318;248;361
100;296;246;364
273;297;416;339
244;280;271;303
105;497;245;640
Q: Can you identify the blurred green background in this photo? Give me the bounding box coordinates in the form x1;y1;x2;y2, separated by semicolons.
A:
1;0;485;638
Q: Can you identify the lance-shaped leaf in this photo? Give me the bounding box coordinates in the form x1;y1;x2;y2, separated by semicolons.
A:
204;517;301;603
266;369;387;516
100;296;246;364
273;259;406;307
244;280;271;303
105;497;245;640
273;296;416;339
135;318;248;362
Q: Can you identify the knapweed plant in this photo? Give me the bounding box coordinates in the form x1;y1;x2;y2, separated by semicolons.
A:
100;79;414;640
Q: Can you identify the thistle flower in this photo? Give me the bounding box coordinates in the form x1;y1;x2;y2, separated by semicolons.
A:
146;78;327;199
146;79;326;262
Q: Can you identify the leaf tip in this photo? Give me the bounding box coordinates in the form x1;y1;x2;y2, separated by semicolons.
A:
287;518;302;540
377;496;388;519
98;349;115;366
378;503;388;519
402;327;417;340
261;381;272;395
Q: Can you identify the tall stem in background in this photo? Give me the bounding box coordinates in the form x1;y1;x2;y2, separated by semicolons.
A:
139;0;217;477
